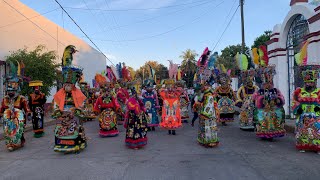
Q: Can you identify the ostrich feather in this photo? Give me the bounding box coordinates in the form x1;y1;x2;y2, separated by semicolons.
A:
17;61;21;76
300;41;309;65
238;54;248;71
95;73;107;86
208;52;217;69
20;61;25;76
259;45;269;67
111;65;119;80
295;52;302;66
9;61;17;77
252;48;260;65
197;47;209;67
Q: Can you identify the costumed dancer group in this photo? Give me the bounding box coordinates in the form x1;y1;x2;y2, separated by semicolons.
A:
1;43;319;155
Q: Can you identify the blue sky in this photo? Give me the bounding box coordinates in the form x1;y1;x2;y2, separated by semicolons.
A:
20;0;291;69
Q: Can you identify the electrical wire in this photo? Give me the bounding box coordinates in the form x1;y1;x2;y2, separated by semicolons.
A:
87;0;214;37
2;0;65;46
211;5;240;51
0;8;59;29
92;1;225;43
54;0;114;65
64;0;213;12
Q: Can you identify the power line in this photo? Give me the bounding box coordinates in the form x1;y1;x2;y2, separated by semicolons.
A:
2;0;65;46
0;8;59;29
64;0;212;12
92;1;225;43
103;0;133;65
211;5;240;51
87;0;214;37
54;0;114;65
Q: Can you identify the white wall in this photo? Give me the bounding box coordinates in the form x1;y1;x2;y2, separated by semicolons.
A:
0;0;106;102
269;2;320;116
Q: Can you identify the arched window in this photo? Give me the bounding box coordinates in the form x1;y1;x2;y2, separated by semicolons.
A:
286;14;309;116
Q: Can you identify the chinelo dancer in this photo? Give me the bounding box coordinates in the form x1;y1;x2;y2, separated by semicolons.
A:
94;74;120;137
124;82;148;149
159;79;182;135
252;46;286;141
52;45;87;153
1;61;31;152
142;78;160;131
176;80;190;123
193;48;219;147
235;52;259;130
29;80;47;138
292;47;320;153
214;68;236;126
115;82;129;125
79;81;96;121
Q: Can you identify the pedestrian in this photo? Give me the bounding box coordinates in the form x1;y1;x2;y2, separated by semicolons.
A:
191;88;201;127
94;78;121;137
214;72;236;126
52;46;87;153
142;79;160;131
1;62;31;152
252;66;286;141
159;79;182;135
197;82;219;147
235;70;258;130
29;80;47;138
292;65;320;153
124;85;148;149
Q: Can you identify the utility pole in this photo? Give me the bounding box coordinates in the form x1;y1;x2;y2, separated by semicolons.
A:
240;0;245;53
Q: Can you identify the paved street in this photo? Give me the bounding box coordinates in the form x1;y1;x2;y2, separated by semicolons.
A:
0;117;319;180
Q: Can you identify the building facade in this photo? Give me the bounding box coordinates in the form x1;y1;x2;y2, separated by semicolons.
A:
267;0;320;116
0;0;106;102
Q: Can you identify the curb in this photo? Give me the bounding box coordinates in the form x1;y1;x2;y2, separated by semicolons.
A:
0;117;56;140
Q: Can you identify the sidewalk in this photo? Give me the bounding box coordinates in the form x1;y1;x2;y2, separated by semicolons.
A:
0;115;56;140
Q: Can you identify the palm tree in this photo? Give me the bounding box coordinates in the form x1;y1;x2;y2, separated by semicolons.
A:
180;49;198;67
179;49;198;87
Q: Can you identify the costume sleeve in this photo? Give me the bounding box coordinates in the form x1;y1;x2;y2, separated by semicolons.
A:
93;97;101;112
276;88;285;107
139;99;146;112
292;88;302;114
21;96;31;113
40;93;47;106
112;97;121;111
0;99;5;114
154;90;160;108
236;87;244;102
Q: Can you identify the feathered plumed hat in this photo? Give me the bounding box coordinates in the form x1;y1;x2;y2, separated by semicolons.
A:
4;61;27;91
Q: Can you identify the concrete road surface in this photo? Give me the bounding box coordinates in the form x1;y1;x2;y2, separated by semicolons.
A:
0;119;319;180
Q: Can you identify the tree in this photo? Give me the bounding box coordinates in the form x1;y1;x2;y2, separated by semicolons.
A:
216;44;249;76
252;30;272;49
135;61;168;82
5;45;60;97
179;49;198;87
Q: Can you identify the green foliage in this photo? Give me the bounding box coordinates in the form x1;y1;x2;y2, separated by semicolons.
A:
252;30;272;49
216;44;249;76
180;49;198;87
6;45;60;97
135;61;168;81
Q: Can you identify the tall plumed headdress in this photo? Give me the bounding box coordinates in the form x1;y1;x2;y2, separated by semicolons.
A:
254;65;276;88
61;45;83;85
62;66;83;85
4;61;27;91
295;65;320;83
251;45;269;67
